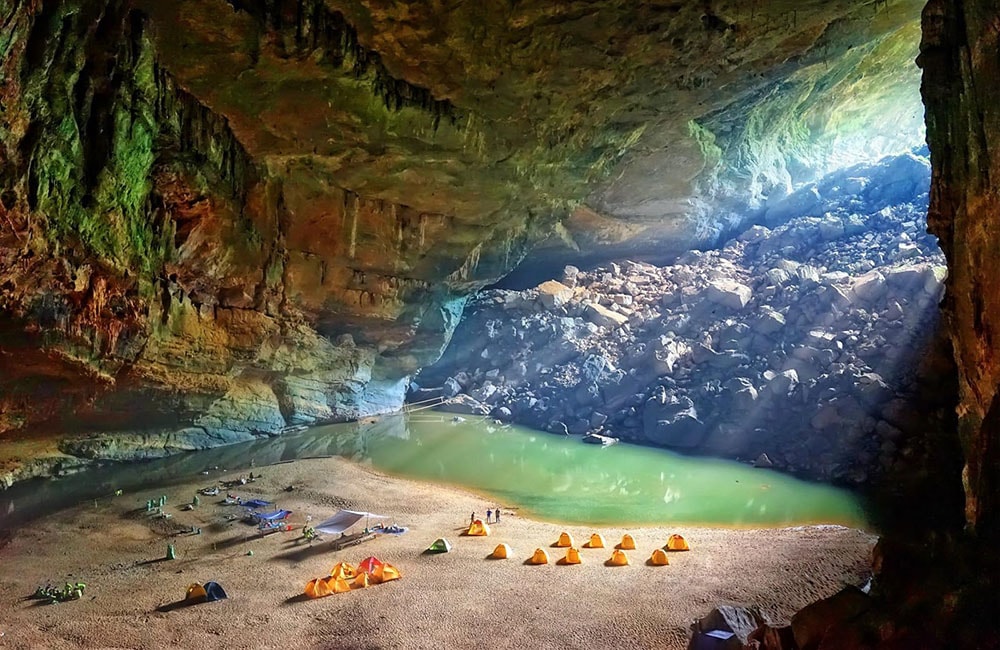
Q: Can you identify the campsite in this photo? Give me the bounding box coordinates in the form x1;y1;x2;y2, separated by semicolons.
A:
0;455;875;649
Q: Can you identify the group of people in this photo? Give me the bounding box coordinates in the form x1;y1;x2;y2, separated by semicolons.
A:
471;507;503;525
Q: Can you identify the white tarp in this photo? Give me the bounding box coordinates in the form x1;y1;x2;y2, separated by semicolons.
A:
314;509;388;535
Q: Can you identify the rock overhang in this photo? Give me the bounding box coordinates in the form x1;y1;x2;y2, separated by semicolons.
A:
0;0;930;470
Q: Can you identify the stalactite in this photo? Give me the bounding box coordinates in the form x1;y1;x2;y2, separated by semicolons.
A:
223;0;459;128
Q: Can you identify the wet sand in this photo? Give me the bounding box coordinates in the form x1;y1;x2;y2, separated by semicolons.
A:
0;456;875;649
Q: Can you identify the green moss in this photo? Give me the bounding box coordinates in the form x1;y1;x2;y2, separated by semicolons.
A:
33;26;166;278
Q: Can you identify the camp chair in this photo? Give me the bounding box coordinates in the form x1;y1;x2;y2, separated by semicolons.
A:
617;533;636;550
649;548;670;566
584;533;606;549
665;534;690;551
554;531;574;547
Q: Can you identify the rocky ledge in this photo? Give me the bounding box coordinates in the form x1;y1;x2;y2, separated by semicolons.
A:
413;152;953;485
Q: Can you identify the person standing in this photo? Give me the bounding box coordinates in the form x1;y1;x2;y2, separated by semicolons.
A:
495;506;501;523
486;508;492;524
470;511;476;525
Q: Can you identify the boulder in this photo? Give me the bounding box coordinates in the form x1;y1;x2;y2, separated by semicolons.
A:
705;280;753;310
791;586;871;650
690;605;767;649
586;303;629;328
536;280;574;309
642;395;706;448
851;270;888;303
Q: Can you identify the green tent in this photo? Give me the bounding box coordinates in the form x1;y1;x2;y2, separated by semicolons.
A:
428;538;452;553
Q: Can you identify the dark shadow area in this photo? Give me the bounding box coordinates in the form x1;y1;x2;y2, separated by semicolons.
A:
155;599;204;613
281;593;312;606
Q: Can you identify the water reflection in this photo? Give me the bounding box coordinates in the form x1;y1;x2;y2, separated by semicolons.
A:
0;414;867;531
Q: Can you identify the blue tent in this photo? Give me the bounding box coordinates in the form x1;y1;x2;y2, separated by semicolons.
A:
243;499;272;509
204;581;228;602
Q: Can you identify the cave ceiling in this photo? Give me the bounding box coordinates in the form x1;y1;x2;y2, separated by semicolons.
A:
141;0;926;259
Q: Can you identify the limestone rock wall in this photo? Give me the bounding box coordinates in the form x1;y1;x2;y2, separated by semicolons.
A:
0;0;506;467
920;0;1000;538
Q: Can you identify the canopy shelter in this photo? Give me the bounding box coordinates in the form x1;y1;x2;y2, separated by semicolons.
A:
251;509;292;523
315;509;388;535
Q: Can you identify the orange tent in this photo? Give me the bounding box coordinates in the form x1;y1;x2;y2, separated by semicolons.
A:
554;531;574;548
527;548;550;565
373;562;401;583
559;547;582;565
617;533;636;550
584;533;606;549
330;562;356;580
186;583;208;603
466;519;491;536
649;548;670;566
666;534;690;551
351;572;372;589
304;577;333;599
328;576;352;593
490;543;512;559
606;549;630;566
357;556;384;575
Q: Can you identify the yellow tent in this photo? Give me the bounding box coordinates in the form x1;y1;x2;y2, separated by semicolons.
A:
490;543;512;559
649;548;670;566
527;548;550;565
351;572;372;589
330;561;356;580
329;576;352;593
584;533;606;549
666;534;690;551
466;519;491;536
617;533;636;550
554;531;574;548
304;577;333;599
373;562;402;583
606;549;630;566
559;547;582;565
186;583;208;603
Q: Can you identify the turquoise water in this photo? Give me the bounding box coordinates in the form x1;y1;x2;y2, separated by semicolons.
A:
311;415;869;528
0;414;868;530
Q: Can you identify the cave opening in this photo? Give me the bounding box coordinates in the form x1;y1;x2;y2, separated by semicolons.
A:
416;5;957;537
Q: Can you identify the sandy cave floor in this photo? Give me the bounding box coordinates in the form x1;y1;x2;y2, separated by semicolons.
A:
0;456;875;650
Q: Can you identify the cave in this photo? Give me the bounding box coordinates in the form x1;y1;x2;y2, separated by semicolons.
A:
1;0;999;647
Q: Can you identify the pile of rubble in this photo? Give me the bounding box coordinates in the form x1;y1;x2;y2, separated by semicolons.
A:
411;151;949;484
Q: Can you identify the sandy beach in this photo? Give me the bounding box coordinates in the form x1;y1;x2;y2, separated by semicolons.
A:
0;456;875;650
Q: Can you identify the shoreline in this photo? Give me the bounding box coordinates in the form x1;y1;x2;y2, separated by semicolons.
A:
0;453;877;650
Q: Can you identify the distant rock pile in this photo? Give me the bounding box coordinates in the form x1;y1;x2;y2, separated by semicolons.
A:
412;152;949;484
